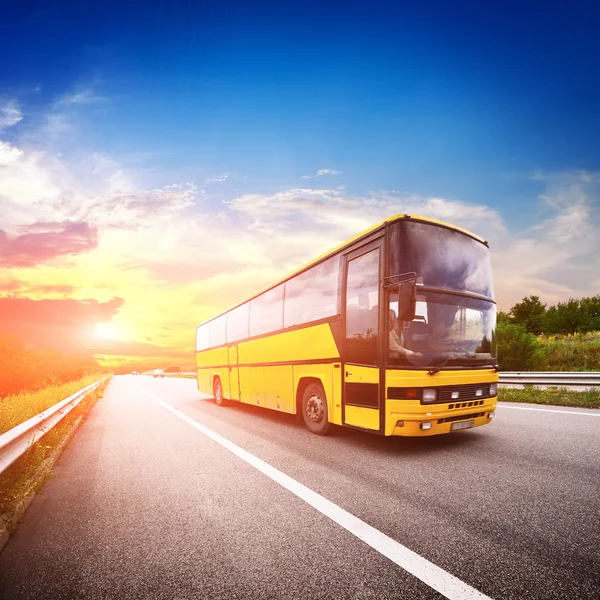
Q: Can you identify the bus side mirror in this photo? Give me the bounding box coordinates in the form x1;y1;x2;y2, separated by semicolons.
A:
398;280;417;321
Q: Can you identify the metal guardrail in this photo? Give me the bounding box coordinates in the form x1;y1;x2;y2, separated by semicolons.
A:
0;377;108;476
499;372;600;388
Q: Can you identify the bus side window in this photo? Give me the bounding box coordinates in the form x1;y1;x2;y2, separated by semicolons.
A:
196;325;209;351
250;285;284;337
209;316;226;348
284;255;339;328
227;303;249;343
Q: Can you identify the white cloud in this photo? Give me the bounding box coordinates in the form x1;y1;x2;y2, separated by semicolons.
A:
58;88;107;105
0;141;24;166
0;136;198;234
301;168;343;180
492;171;600;309
38;85;108;138
45;113;71;134
228;187;504;245
70;183;198;228
0;101;23;129
205;172;233;184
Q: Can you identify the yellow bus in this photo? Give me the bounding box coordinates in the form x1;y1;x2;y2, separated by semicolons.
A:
196;214;498;436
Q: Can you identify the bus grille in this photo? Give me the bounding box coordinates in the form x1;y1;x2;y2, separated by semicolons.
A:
387;383;494;404
438;383;492;403
448;399;485;410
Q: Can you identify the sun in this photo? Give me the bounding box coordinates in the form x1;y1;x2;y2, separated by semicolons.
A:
93;322;120;340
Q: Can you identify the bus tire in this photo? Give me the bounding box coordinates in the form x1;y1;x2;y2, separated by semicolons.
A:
213;376;227;406
302;382;330;435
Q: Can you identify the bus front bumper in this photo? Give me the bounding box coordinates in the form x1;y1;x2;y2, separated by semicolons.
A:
387;400;497;436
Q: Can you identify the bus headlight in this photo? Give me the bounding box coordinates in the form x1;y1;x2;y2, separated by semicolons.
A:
489;383;498;396
422;388;438;404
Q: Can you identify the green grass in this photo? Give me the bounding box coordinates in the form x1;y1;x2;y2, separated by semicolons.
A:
0;374;106;435
499;386;600;409
0;377;111;533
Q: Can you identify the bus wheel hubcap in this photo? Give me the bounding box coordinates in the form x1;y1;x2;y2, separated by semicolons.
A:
215;382;222;401
306;394;324;422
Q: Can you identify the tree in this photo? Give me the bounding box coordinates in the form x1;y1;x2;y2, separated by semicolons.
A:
579;296;600;332
497;311;512;325
496;322;541;371
509;296;547;335
545;298;586;334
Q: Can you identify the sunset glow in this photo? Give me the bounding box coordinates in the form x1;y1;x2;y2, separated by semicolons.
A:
93;323;120;341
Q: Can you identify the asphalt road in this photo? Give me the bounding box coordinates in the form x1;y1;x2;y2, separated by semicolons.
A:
1;376;599;599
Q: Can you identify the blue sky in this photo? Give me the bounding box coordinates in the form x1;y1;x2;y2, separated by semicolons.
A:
3;0;599;205
1;0;600;361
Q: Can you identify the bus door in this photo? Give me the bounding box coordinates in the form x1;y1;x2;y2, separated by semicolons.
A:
343;241;383;432
228;345;241;401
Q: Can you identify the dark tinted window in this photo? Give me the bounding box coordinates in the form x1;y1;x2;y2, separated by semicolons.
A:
390;221;493;297
345;249;379;365
196;325;209;351
227;303;249;343
250;285;283;337
284;256;340;327
209;315;226;347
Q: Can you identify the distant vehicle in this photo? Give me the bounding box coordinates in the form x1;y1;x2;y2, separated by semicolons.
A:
153;370;164;378
131;371;139;375
195;213;498;437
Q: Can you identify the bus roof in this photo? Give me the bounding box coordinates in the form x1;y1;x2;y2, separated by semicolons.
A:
195;214;487;328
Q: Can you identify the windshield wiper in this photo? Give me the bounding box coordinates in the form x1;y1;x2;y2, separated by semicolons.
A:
427;355;451;376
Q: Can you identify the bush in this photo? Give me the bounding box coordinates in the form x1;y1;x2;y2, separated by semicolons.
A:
496;322;542;371
536;331;600;371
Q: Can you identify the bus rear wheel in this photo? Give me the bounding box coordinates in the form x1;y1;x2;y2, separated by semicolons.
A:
302;382;330;435
213;377;227;406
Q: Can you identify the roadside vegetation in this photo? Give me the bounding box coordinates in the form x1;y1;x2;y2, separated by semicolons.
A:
0;335;109;399
0;376;110;540
497;294;600;409
0;337;111;543
0;374;108;435
497;295;600;371
499;386;600;410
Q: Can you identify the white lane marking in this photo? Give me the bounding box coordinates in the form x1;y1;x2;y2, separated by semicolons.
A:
145;392;491;600
499;405;600;417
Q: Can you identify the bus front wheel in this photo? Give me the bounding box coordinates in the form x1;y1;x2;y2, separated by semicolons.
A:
213;377;227;406
302;382;330;435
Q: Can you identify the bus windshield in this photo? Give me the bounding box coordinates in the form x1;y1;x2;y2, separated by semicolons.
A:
388;290;497;368
389;220;493;297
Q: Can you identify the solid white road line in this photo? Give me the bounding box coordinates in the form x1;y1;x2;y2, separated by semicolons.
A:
498;405;600;417
144;391;492;600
